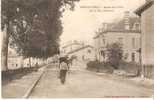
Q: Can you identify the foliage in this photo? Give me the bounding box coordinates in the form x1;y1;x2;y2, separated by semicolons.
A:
87;60;101;69
106;42;123;69
86;60;114;73
1;0;79;59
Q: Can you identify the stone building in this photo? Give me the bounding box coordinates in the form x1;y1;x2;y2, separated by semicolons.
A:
67;45;95;62
135;0;154;78
93;12;141;63
61;40;85;54
61;40;95;61
135;0;154;65
6;47;42;70
7;48;23;70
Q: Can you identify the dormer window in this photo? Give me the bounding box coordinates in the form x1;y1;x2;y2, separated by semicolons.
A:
132;22;141;31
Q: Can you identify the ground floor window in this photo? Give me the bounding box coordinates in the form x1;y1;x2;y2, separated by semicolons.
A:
131;53;135;62
100;50;105;59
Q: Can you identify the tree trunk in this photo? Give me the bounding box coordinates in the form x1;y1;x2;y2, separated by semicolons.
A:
1;24;9;71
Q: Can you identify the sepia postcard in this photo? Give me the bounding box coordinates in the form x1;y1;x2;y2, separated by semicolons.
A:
1;0;154;99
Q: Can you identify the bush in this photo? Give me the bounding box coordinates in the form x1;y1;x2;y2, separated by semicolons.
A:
86;60;114;73
87;60;100;69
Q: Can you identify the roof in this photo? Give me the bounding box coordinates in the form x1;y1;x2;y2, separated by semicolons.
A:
93;17;141;39
62;42;82;48
67;45;93;54
135;0;154;16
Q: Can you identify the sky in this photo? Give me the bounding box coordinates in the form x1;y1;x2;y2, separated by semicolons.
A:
60;0;145;46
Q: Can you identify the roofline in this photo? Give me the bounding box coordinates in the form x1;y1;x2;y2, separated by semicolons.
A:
135;1;154;16
67;45;93;54
62;42;82;48
93;30;141;39
103;30;141;33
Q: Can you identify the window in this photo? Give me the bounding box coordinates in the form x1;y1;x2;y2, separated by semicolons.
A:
131;53;135;62
133;23;140;31
132;38;135;49
100;50;105;58
88;49;91;53
103;39;106;45
124;53;129;60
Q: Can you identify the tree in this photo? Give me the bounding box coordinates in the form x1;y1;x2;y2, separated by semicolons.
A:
106;42;123;69
1;0;79;70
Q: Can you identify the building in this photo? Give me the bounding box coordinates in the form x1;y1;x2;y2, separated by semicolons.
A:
6;47;42;70
67;45;95;62
135;0;154;65
135;0;154;78
2;45;44;71
61;40;85;54
93;12;141;63
7;47;23;70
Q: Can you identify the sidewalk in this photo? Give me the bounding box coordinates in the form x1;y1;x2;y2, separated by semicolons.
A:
93;71;154;91
2;66;46;98
80;60;154;91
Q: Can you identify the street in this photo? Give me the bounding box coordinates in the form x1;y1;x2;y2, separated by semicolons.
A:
29;64;154;98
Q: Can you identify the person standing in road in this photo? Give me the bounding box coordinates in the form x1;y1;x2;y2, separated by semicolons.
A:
59;57;69;84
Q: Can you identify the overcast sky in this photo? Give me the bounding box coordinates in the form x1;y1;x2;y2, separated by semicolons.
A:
60;0;145;45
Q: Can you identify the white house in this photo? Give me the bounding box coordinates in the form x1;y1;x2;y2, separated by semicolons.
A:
61;40;85;54
67;45;95;62
93;11;141;63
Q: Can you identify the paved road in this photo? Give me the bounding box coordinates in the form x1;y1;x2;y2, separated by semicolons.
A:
29;65;154;98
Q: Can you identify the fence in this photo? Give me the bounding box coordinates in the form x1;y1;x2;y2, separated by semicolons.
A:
144;65;154;79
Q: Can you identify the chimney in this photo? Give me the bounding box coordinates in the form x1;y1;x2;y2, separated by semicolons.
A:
124;11;130;30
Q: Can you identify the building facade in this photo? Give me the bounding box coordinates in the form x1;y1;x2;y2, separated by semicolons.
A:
61;40;85;54
2;47;45;71
94;12;141;63
7;48;23;70
68;45;95;62
135;0;154;65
